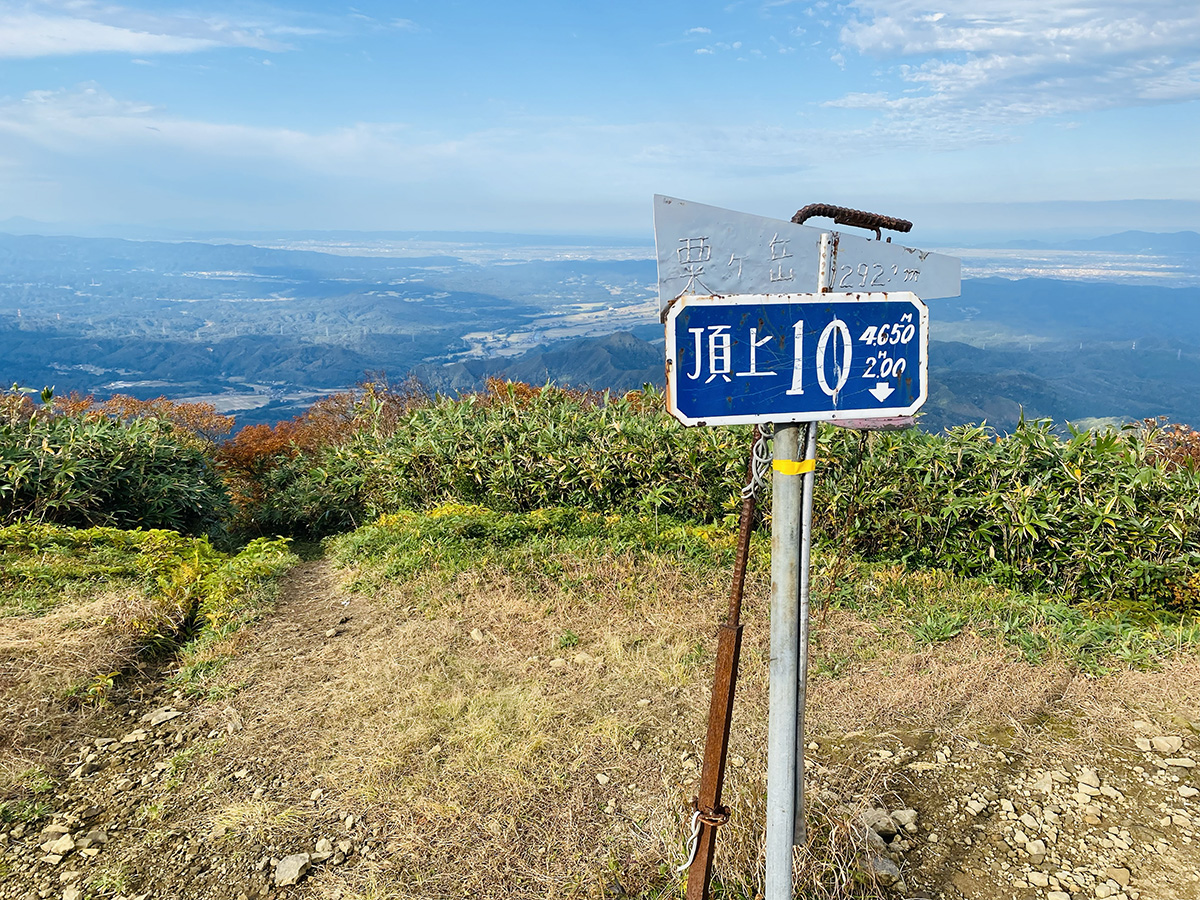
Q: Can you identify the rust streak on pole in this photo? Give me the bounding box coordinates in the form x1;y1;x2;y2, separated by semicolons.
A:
725;439;759;627
685;427;760;900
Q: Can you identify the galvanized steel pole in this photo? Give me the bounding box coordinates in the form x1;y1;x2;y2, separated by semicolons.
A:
764;423;802;899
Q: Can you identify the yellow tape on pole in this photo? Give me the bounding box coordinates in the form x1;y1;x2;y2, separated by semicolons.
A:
772;458;816;476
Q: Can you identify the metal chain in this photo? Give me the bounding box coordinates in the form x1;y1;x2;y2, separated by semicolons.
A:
741;423;775;500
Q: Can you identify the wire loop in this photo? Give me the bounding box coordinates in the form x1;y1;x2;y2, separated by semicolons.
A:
676;805;732;873
741;424;774;500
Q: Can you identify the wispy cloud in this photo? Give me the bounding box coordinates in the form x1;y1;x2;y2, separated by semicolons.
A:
0;82;830;189
694;40;745;55
0;85;731;231
347;10;423;32
1;76;1191;230
0;84;389;166
685;26;711;35
832;0;1200;141
0;1;293;59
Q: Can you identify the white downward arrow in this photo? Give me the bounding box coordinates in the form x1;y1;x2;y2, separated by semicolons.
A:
869;381;895;402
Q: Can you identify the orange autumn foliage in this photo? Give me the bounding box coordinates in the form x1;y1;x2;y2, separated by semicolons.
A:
46;391;235;445
215;376;429;509
1144;417;1200;472
0;386;232;445
478;377;605;409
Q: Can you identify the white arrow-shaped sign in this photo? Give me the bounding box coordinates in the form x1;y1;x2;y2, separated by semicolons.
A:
868;382;896;403
653;195;961;317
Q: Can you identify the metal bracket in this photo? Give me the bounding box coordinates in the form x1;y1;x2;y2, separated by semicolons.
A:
792;203;913;241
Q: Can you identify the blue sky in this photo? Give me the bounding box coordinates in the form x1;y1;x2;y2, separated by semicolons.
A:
2;0;1199;239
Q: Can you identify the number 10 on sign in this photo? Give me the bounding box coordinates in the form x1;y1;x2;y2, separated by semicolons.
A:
664;292;929;426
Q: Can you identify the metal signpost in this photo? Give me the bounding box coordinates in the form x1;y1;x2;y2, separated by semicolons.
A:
654;197;959;900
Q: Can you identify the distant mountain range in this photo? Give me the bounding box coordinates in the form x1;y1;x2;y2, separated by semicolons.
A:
0;217;652;248
999;230;1200;254
3;228;1200;433
413;328;1200;434
414;330;665;397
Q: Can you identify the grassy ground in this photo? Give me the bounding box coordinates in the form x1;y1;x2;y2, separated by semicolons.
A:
2;510;1199;899
0;525;294;818
303;506;1200;899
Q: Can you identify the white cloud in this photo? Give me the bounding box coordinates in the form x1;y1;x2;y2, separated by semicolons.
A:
0;12;217;56
0;85;668;186
13;84;159;121
0;1;290;58
1;81;1195;230
0;85;389;168
833;0;1200;139
695;47;714;55
0;83;836;201
686;26;711;35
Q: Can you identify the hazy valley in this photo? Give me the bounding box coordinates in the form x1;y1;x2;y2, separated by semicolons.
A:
2;228;1200;433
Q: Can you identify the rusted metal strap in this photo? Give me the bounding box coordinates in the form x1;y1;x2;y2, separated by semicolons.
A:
677;804;733;875
685;428;759;900
792;203;913;240
726;425;761;625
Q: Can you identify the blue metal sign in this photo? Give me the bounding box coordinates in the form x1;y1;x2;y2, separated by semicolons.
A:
665;292;928;426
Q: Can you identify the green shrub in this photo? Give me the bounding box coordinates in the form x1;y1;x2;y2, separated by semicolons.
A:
361;385;747;522
235;385;749;537
0;523;294;622
327;503;749;595
233;380;1200;610
1;522;294;709
233;442;370;538
0;413;230;537
814;419;1200;608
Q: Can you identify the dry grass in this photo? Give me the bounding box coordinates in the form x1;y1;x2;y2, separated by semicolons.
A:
0;527;294;822
0;586;167;784
180;527;1200;900
198;557;734;899
6;515;1199;898
806;617;1076;740
1059;656;1200;743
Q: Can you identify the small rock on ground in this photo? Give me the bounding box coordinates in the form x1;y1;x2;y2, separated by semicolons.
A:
274;853;311;887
